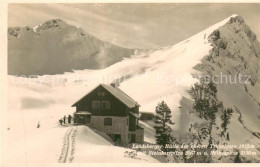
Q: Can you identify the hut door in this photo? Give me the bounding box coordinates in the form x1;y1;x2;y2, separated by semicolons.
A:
131;134;136;143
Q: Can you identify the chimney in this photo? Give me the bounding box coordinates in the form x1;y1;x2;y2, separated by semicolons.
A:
110;81;119;88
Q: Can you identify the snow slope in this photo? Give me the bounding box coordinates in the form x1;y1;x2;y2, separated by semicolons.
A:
3;76;159;164
74;126;158;163
3;123;158;165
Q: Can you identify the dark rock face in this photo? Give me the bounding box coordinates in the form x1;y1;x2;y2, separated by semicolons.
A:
8;19;134;75
195;16;260;86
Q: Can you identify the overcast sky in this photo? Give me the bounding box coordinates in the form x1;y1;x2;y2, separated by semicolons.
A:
8;3;260;49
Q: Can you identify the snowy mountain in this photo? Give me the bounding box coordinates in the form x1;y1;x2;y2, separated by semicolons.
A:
4;14;260;163
8;19;134;75
118;14;260;162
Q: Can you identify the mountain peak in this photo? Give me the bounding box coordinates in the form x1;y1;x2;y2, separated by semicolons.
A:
36;19;68;31
227;15;244;24
229;14;239;18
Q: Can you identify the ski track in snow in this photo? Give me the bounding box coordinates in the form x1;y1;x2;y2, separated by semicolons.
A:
58;126;78;163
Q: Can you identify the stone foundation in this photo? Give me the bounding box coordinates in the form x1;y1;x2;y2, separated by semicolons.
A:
129;129;144;144
90;116;129;145
90;115;144;145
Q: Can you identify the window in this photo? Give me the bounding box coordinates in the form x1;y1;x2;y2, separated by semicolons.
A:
104;118;112;126
127;118;129;125
101;101;110;109
97;92;105;96
92;101;100;109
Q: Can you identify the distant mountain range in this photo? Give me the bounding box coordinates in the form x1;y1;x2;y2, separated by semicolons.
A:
8;19;135;75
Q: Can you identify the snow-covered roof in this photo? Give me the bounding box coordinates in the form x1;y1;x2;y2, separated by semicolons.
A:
71;84;140;108
129;112;139;118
